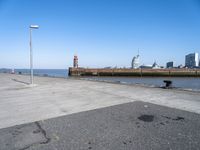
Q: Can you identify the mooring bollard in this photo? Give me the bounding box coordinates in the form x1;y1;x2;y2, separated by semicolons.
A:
163;80;172;88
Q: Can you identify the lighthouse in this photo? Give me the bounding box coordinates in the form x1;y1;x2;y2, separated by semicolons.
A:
73;55;78;68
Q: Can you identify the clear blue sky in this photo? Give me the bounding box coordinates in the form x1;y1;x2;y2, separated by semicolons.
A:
0;0;200;69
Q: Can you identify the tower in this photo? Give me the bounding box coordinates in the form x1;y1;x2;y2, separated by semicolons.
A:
131;54;140;69
73;55;78;68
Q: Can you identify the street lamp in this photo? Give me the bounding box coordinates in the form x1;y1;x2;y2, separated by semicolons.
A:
30;25;39;85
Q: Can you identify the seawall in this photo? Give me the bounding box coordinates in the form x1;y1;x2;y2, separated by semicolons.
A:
68;67;200;77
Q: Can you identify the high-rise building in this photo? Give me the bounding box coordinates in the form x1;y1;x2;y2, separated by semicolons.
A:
185;53;199;68
166;61;173;68
73;55;78;68
131;55;140;69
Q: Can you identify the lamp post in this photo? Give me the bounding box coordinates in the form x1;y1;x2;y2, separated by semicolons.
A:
30;25;39;85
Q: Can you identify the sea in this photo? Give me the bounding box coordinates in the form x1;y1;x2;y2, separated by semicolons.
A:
0;68;200;91
16;69;68;78
81;76;200;91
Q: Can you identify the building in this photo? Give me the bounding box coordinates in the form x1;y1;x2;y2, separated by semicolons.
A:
131;55;140;69
177;64;183;68
73;55;78;68
140;64;152;69
152;61;160;69
166;61;173;68
139;61;161;69
185;53;199;68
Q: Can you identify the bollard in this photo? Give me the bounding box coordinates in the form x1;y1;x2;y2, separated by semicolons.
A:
163;80;172;88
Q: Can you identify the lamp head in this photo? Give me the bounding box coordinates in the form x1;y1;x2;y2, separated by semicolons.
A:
30;25;39;29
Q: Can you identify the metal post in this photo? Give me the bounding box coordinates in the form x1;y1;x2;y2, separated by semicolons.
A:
29;25;39;85
30;28;33;85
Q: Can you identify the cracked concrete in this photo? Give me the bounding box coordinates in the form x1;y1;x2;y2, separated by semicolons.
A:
0;122;50;150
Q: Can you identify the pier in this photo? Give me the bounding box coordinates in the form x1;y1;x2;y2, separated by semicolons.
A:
0;73;200;149
69;67;200;77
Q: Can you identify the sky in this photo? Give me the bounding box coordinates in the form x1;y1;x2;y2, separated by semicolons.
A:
0;0;200;69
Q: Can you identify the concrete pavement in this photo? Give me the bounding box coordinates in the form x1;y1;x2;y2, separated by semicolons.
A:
0;73;200;129
1;73;200;149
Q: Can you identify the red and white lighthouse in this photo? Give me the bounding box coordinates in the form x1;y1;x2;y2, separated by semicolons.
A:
73;55;78;68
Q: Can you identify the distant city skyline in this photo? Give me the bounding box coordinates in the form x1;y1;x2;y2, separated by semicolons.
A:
0;0;200;69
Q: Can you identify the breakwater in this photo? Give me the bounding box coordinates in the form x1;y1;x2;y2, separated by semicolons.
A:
68;67;200;77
